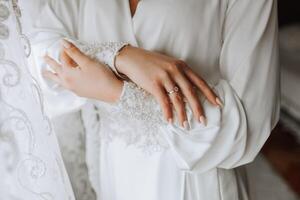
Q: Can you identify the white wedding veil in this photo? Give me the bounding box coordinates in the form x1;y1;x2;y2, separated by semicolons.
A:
0;0;75;198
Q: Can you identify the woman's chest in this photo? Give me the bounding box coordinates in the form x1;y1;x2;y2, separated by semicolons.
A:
78;0;228;80
79;0;227;42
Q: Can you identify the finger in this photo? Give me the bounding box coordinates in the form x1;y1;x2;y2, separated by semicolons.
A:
173;73;206;125
60;50;78;68
153;85;173;123
164;80;189;129
61;40;91;67
42;70;61;84
170;91;189;129
183;67;223;108
44;55;62;74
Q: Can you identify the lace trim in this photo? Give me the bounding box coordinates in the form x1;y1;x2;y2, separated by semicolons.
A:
90;82;169;154
115;82;169;152
69;39;129;79
75;42;169;153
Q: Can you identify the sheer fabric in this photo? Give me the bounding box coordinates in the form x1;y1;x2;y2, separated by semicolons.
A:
0;0;74;199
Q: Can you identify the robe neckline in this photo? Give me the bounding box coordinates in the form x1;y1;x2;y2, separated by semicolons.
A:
122;0;143;46
128;0;142;19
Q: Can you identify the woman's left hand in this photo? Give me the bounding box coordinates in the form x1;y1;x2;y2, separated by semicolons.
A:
43;41;124;103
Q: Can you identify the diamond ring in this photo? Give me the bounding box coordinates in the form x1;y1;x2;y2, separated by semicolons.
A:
167;86;180;95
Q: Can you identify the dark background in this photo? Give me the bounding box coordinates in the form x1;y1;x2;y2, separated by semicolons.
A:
262;0;300;197
278;0;300;27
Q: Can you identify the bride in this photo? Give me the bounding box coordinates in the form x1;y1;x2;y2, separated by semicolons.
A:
30;0;280;199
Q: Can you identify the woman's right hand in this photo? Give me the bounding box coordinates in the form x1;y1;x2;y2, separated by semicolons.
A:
43;40;124;103
115;46;223;128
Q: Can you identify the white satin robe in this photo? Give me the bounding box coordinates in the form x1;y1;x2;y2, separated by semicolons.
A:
30;0;280;199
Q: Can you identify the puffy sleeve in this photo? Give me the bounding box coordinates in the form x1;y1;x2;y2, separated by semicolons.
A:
29;0;84;117
159;0;280;172
106;0;280;173
30;0;128;117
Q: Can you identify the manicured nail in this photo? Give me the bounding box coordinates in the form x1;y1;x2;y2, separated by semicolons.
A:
183;121;190;131
168;118;173;124
61;39;72;49
199;116;207;126
216;97;224;108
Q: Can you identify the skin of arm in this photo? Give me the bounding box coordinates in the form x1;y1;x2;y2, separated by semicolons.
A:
43;42;124;103
43;40;223;127
43;0;280;173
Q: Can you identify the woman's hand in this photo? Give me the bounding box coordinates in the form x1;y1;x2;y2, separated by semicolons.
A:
115;46;223;127
43;40;123;103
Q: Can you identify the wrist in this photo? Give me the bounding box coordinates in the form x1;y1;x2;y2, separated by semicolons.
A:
115;45;134;75
111;80;124;103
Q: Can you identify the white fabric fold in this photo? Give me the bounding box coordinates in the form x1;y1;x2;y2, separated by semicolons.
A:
29;0;280;199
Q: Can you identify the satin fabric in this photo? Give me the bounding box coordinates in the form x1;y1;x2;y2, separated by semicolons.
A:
30;0;280;199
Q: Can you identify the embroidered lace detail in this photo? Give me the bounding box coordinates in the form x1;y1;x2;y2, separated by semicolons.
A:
69;39;128;79
0;1;75;199
90;82;169;154
74;41;169;153
114;82;169;152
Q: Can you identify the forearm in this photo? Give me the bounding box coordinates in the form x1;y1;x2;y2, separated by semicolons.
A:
74;42;266;173
69;39;129;79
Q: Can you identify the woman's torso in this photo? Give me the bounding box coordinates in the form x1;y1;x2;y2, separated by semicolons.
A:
78;1;248;200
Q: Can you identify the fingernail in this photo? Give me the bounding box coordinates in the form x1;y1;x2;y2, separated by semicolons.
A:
216;97;224;108
199;116;207;126
61;39;72;49
168;118;173;124
183;121;190;131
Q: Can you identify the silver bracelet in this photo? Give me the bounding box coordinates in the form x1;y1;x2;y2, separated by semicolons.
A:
112;43;130;80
